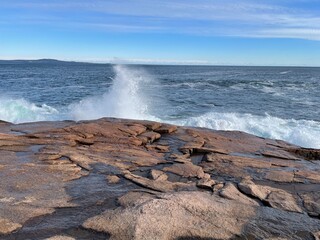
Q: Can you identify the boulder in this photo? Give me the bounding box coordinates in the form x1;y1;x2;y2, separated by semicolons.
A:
83;191;320;240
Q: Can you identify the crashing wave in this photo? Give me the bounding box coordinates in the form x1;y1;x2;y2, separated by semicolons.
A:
70;65;159;121
0;98;58;123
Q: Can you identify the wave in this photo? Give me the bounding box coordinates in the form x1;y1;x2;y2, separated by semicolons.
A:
1;65;319;149
0;98;58;123
172;112;320;149
70;65;159;121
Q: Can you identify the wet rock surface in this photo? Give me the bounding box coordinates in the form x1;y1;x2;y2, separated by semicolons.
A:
0;118;319;239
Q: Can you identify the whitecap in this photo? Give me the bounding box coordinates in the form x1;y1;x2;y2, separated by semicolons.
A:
0;97;59;123
172;112;320;149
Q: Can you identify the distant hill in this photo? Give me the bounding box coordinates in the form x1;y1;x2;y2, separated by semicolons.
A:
0;59;94;64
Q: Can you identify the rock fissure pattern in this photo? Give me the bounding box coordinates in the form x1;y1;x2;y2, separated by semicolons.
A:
0;118;319;239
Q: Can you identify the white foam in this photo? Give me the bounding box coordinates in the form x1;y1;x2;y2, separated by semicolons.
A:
173;112;320;149
0;97;58;123
70;65;159;121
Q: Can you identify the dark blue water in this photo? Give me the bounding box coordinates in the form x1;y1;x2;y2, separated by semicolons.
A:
0;62;319;148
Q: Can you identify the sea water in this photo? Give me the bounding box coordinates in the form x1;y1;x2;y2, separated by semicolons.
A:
0;62;319;148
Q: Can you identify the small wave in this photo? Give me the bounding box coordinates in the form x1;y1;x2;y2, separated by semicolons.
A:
280;71;291;75
0;98;58;123
259;86;283;96
70;65;159;121
172;112;320;149
161;81;215;89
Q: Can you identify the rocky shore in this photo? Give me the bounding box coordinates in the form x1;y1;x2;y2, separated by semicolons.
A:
0;118;319;240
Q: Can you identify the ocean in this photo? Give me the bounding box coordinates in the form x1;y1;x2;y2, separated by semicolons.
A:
0;62;319;148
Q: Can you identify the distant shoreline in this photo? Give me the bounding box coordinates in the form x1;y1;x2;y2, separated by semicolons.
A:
0;59;92;65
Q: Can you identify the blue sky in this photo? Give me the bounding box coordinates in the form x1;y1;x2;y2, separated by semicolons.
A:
1;0;320;66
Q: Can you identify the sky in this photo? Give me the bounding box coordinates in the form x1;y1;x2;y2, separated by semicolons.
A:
1;0;320;66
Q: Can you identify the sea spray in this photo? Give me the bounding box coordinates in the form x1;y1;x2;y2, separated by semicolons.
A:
0;97;58;123
71;65;159;121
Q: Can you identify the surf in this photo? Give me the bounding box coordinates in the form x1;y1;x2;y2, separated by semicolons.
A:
173;111;320;149
1;64;319;149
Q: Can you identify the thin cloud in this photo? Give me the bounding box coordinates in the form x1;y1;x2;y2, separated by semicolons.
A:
1;0;320;41
257;28;320;41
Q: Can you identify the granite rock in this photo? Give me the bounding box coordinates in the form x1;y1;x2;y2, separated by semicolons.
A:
0;118;319;239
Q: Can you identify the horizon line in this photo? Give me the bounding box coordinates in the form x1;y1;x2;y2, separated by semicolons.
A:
0;58;319;68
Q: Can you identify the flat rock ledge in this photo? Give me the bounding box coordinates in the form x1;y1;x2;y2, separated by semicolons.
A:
0;118;319;240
